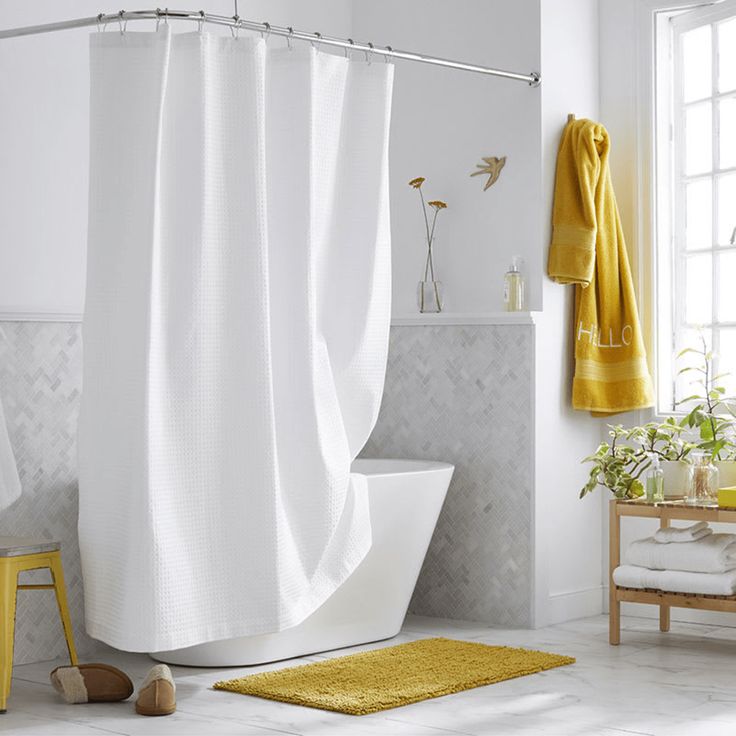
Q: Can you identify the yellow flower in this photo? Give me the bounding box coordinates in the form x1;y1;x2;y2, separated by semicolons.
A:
408;177;426;189
428;200;448;210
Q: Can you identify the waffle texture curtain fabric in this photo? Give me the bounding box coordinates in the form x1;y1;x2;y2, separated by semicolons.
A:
78;28;393;652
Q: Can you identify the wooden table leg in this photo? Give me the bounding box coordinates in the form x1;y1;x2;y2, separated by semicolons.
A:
609;499;620;645
659;515;671;633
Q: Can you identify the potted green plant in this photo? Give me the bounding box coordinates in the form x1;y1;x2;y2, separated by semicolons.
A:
579;420;695;500
677;336;736;485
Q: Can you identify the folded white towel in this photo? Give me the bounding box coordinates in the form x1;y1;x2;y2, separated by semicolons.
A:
654;522;712;544
614;565;736;596
626;533;736;574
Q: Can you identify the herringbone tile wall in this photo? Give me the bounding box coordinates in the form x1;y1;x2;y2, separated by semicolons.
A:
0;320;534;663
361;325;534;626
0;322;96;664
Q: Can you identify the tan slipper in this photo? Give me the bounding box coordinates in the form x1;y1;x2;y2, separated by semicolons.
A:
135;664;176;716
50;663;134;704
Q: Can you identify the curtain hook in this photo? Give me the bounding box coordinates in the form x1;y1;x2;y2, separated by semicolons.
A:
260;21;271;42
344;37;354;59
154;7;161;31
198;9;205;34
384;45;393;64
311;31;322;53
286;26;293;50
365;41;374;65
96;12;104;32
118;10;126;36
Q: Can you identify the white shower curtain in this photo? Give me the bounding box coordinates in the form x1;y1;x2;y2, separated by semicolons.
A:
78;27;393;652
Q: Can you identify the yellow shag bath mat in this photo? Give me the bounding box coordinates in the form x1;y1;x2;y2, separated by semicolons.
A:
213;637;575;715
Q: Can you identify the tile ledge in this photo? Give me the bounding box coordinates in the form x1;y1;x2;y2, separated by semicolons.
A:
391;312;535;326
0;311;536;327
0;310;82;323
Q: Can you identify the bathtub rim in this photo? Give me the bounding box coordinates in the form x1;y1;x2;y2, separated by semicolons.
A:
351;458;454;477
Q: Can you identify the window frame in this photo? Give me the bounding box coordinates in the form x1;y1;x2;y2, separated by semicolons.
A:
652;0;736;415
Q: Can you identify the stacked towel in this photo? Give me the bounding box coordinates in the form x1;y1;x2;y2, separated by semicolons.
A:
654;521;711;544
615;523;736;595
613;565;736;596
626;534;736;574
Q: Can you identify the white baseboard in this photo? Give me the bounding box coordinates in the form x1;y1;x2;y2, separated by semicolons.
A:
544;586;604;626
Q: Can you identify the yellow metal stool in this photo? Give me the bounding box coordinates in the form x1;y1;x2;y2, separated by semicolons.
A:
0;537;78;713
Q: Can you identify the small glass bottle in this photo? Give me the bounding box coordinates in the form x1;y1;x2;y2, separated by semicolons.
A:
503;256;525;312
645;453;664;503
686;450;719;505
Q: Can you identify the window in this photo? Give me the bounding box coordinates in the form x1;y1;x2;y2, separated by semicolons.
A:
654;0;736;412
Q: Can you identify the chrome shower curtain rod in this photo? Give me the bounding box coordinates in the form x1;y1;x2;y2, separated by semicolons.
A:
0;8;541;87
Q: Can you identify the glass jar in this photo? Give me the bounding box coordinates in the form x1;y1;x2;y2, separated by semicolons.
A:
645;453;664;503
686;450;719;505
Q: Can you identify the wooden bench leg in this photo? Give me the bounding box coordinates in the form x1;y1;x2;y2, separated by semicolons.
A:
609;499;621;645
0;560;18;713
49;553;78;666
659;516;670;632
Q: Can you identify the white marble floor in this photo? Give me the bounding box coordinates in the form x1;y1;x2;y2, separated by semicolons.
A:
5;613;736;735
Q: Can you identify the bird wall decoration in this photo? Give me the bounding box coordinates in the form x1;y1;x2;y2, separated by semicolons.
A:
471;156;507;191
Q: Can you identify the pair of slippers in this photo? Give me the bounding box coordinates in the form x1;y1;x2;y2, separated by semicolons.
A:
50;662;176;717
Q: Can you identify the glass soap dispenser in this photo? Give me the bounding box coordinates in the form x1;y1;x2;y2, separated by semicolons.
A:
645;453;664;503
504;256;525;312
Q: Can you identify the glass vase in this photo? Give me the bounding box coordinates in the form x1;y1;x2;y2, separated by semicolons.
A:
418;280;443;313
685;450;719;505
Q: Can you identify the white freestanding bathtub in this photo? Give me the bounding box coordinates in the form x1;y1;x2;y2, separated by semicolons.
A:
151;458;453;667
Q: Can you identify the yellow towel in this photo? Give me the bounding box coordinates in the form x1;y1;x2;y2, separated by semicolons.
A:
548;118;654;415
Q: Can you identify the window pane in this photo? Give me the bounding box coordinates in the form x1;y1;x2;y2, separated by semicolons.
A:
717;329;736;397
675;328;712;405
719;18;736;93
686;253;713;324
719;252;736;321
686;179;712;249
685;102;712;175
717;173;736;245
720;97;736;169
682;25;712;102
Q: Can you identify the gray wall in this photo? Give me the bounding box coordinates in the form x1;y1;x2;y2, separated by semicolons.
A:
362;325;534;625
0;321;533;664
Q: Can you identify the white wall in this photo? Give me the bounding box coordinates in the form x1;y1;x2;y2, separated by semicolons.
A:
351;0;543;315
533;0;605;627
0;0;352;316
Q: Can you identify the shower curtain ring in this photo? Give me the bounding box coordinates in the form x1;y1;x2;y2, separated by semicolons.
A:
117;10;126;35
365;42;374;65
96;13;104;32
384;45;393;63
311;31;322;52
344;38;354;58
164;7;169;25
286;27;294;50
230;21;240;39
198;9;205;33
260;21;271;41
